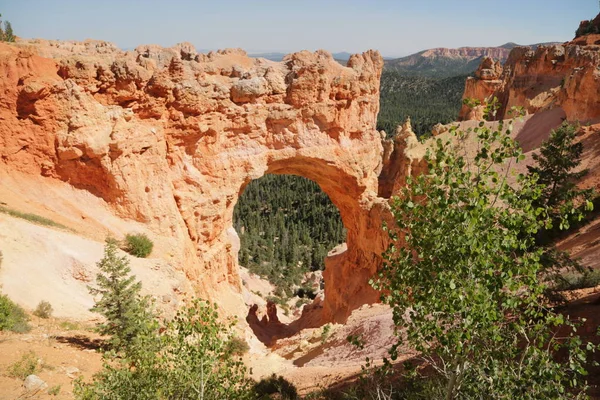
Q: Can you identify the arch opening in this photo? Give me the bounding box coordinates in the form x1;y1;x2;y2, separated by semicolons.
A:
234;173;347;317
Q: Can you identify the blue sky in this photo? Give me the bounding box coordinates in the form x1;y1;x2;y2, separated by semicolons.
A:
1;0;598;57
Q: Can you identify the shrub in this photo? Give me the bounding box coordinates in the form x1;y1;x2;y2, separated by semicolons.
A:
253;374;298;400
0;293;31;333
48;385;61;396
8;351;39;379
123;233;153;258
33;300;53;319
320;324;331;344
226;336;250;356
555;268;600;291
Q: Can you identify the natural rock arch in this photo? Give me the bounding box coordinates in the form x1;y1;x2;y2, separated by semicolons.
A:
0;40;417;323
230;153;389;323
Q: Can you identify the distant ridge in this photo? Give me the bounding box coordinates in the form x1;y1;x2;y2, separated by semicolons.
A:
249;51;355;62
384;42;561;78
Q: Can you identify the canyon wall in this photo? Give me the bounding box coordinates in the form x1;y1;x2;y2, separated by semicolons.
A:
459;32;600;122
0;39;416;323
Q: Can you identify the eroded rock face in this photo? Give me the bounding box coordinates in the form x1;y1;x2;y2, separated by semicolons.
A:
0;39;405;323
459;33;600;122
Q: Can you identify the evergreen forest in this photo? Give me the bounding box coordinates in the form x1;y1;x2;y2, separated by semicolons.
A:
377;70;467;136
233;174;345;295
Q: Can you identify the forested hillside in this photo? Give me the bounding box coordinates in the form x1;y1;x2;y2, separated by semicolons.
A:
384;54;483;78
234;174;345;294
377;71;466;136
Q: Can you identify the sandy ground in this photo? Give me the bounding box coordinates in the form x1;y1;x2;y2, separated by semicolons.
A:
0;215;188;321
0;318;103;400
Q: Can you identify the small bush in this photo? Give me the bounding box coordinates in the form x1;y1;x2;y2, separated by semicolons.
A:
8;351;39;379
253;374;298;400
123;233;153;258
320;324;331;344
33;300;53;319
555;269;600;291
48;385;61;396
225;336;250;356
59;320;81;331
0;294;31;333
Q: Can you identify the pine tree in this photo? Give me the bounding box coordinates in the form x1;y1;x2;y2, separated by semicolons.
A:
3;21;14;42
88;238;152;351
0;14;4;41
527;122;594;235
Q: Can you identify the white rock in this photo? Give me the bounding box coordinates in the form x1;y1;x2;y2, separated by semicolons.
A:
65;366;80;379
23;375;48;392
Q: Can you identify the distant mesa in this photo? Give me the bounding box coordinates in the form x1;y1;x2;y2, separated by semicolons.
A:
384;41;561;78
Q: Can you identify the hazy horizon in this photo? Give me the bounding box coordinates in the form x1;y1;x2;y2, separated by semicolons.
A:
1;0;598;58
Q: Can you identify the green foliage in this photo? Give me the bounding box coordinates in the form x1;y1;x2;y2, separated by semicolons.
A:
75;300;252;400
48;385;62;396
234;174;345;294
385;55;483;78
8;351;39;379
346;334;365;350
0;293;31;333
225;335;250;356
123;233;154;258
374;117;598;398
377;71;466;137
0;205;69;230
253;374;298;400
525;122;595;299
528;122;594;236
33;300;53;319
59;320;82;331
3;21;14;42
320;324;331;344
88;238;153;351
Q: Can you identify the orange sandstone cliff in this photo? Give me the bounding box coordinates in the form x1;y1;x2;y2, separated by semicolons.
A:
0;39;423;323
459;27;600;122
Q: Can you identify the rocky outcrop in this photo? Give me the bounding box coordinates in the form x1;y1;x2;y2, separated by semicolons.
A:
378;118;427;198
459;26;600;122
0;38;412;323
458;57;504;120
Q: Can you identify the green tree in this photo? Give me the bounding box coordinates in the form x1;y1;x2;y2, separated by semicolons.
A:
3;20;14;42
526;122;595;299
527;121;594;236
0;14;15;42
374;117;597;398
88;238;152;351
75;300;252;400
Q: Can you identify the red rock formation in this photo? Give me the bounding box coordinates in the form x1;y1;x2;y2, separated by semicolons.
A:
0;39;412;323
458;57;503;120
459;26;600;122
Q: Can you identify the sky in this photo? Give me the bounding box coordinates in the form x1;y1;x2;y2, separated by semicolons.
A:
1;0;598;57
